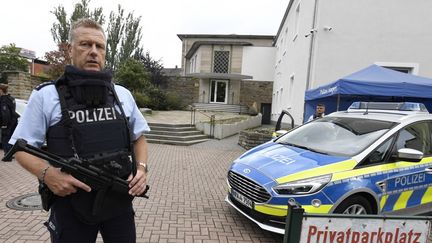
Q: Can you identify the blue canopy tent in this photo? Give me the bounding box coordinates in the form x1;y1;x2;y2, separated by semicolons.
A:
304;64;432;121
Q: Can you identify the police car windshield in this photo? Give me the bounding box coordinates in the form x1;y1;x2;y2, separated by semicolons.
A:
276;117;397;157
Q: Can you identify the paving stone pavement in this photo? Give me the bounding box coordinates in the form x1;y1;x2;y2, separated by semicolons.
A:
0;137;283;243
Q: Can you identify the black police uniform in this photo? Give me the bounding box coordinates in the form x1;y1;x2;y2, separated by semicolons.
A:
0;94;18;156
42;66;136;243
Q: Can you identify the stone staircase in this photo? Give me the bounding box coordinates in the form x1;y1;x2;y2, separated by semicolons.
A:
192;103;250;114
145;123;210;146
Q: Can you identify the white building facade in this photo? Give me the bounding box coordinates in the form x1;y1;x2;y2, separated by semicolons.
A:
272;0;432;124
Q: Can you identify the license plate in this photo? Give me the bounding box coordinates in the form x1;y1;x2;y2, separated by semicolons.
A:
231;189;253;209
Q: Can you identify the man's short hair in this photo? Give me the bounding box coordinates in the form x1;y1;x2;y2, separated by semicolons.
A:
68;18;106;43
317;103;325;107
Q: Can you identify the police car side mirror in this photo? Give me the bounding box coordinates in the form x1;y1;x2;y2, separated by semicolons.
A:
397;148;423;162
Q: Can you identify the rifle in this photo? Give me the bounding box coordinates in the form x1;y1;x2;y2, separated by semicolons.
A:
3;139;149;211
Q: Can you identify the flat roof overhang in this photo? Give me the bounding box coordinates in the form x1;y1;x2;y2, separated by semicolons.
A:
185;41;253;59
183;72;253;80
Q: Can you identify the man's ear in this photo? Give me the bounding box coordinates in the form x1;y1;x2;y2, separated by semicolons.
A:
67;43;73;64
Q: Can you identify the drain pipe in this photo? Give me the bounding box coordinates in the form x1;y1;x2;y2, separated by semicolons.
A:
305;0;319;91
303;0;320;123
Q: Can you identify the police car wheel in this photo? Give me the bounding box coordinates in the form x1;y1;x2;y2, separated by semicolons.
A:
334;196;373;215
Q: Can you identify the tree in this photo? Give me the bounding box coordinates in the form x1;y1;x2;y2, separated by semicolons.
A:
105;5;124;71
50;0;104;44
114;58;150;93
137;51;167;88
106;6;143;71
118;12;142;66
114;58;180;110
0;44;28;82
49;0;143;72
50;6;69;44
115;58;152;108
44;43;70;79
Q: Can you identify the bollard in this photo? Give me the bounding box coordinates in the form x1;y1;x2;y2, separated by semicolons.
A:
283;200;304;243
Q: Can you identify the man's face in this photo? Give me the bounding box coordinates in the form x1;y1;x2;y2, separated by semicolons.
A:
317;105;325;114
69;27;106;71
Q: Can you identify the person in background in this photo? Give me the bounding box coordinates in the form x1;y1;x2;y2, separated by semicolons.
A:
0;84;18;160
307;103;326;122
9;18;150;242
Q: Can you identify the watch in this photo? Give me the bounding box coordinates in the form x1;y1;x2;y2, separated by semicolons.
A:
138;162;148;173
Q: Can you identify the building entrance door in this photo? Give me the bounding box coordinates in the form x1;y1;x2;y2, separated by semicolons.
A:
210;80;228;103
261;103;271;124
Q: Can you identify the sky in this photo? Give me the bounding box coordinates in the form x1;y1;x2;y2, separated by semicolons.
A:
0;0;288;68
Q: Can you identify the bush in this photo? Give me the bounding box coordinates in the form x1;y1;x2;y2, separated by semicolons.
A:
165;92;183;110
147;87;167;110
132;92;151;108
133;87;184;111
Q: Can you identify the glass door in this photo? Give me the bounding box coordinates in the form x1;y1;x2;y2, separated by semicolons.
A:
210;80;228;103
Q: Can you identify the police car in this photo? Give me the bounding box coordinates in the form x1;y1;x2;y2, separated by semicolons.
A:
226;102;432;234
15;99;28;117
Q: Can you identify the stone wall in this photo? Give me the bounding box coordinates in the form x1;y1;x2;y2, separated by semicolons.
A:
238;129;272;150
162;76;199;108
4;71;47;100
240;80;273;112
196;114;262;139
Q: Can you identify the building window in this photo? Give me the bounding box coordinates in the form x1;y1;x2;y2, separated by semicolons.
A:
189;54;197;73
385;67;412;74
213;51;230;73
375;62;419;75
289;74;295;105
276;91;279;112
293;3;300;41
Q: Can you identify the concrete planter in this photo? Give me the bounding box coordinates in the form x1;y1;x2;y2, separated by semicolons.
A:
196;114;262;139
238;129;273;150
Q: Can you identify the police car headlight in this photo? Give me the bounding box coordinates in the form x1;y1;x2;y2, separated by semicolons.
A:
273;174;332;195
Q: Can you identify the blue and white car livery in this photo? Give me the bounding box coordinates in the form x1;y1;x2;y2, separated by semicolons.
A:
226;102;432;234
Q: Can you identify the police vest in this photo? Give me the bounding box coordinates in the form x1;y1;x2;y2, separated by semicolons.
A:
44;66;134;223
46;85;132;176
0;95;17;128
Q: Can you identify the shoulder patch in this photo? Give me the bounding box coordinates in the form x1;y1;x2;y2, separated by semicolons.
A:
35;81;54;91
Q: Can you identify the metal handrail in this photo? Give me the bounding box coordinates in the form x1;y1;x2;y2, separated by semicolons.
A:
188;105;215;138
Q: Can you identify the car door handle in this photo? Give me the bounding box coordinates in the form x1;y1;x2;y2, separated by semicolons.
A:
425;167;432;174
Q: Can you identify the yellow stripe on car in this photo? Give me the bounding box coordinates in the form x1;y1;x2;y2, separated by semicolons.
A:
254;204;288;216
380;195;389;210
254;204;333;216
332;159;432;182
421;186;432;204
276;159;357;184
276;158;432;185
302;205;333;214
393;190;413;211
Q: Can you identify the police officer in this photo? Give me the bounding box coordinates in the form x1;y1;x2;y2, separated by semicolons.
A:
307;103;326;122
0;84;18;158
10;18;150;243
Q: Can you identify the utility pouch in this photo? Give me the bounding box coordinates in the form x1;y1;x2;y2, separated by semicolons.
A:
38;182;55;211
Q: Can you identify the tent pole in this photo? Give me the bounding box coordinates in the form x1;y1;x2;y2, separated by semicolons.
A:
337;94;340;111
